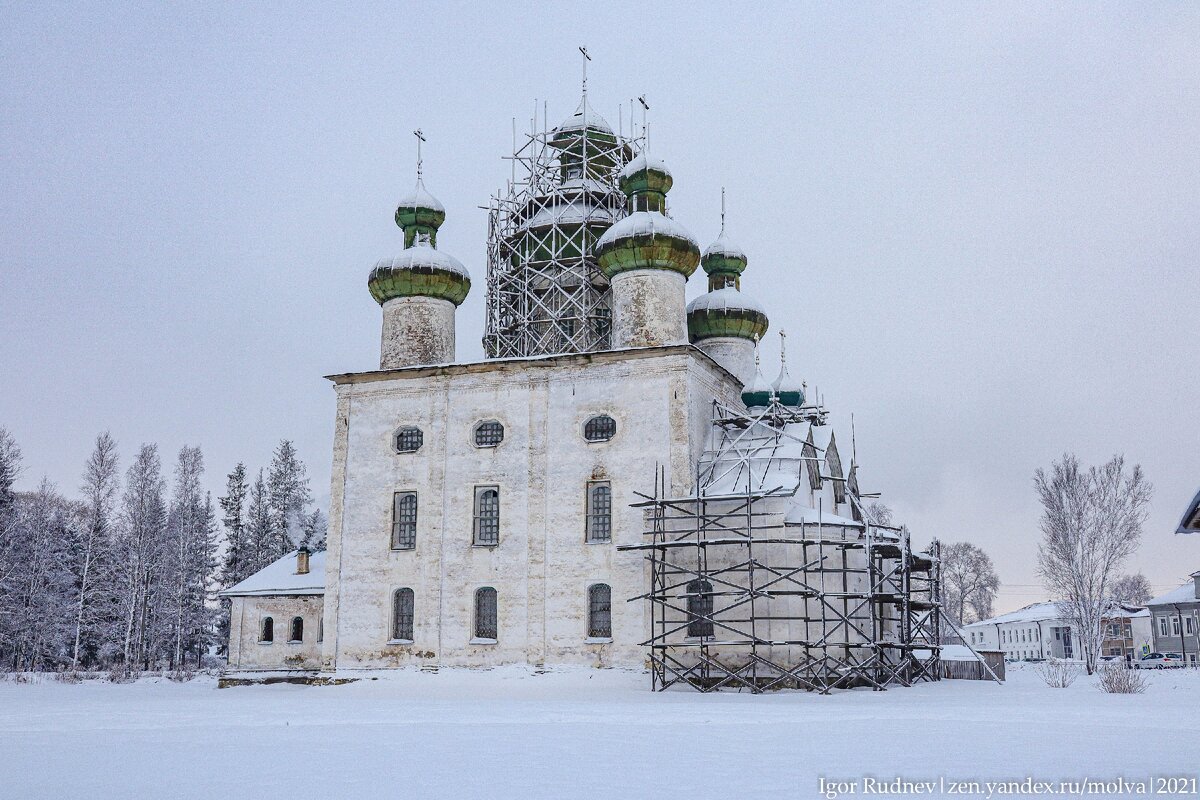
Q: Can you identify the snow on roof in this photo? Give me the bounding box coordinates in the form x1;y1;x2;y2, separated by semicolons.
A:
1146;580;1200;607
526;199;618;229
1176;488;1200;534
703;232;747;261
620;153;671;181
965;601;1064;628
556;95;613;135
373;246;471;280
595;210;697;250
396;178;445;213
686;287;766;316
219;550;326;598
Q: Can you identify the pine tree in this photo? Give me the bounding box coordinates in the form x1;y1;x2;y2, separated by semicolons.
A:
218;463;249;587
245;470;272;574
301;508;327;551
266;440;312;559
70;432;120;669
0;428;24;640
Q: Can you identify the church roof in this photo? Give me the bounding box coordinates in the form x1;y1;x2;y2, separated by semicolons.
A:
218;550;326;598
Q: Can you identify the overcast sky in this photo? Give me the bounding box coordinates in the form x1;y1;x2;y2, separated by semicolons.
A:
2;3;1197;613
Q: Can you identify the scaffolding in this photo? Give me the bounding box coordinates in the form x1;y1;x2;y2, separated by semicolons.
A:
619;400;942;693
483;98;640;358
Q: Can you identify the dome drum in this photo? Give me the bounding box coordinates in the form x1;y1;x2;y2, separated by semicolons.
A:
369;251;471;306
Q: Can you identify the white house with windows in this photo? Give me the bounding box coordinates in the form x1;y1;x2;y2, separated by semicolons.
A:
963;602;1078;661
1146;573;1200;665
223;85;928;682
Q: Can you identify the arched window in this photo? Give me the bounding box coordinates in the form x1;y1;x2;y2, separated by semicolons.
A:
289;617;303;643
473;487;500;546
395;426;424;453
588;584;612;638
473;420;504;447
686;580;714;639
474;587;498;640
391;492;417;550
260;617;274;643
586;482;612;542
392;588;414;641
584;415;616;442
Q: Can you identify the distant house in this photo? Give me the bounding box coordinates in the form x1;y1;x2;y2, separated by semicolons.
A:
218;549;325;672
1178;489;1200;534
1146;572;1200;666
963;600;1151;662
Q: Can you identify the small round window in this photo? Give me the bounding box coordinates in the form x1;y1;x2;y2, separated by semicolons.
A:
474;420;504;448
395;426;424;453
584;414;616;443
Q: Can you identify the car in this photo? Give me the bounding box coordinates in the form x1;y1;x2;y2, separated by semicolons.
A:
1136;652;1184;669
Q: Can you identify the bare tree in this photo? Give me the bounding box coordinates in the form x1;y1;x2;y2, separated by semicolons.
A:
1108;573;1152;606
864;501;894;527
1036;453;1151;675
940;542;1001;627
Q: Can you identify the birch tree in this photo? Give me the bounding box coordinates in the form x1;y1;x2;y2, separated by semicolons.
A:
115;444;167;673
70;432;119;669
166;446;205;669
939;542;1001;627
1036;453;1151;674
1109;573;1153;606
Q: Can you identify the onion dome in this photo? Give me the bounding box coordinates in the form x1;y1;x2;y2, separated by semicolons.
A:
550;94;620;177
686;287;770;342
772;331;806;407
595;155;700;280
552;94;614;139
369;175;471;307
701;232;748;291
741;348;774;409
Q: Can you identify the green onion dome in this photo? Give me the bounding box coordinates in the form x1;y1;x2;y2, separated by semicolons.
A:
741;360;774;408
772;359;805;407
370;177;470;306
701;232;748;290
686;287;770;342
595;154;700;280
368;247;471;306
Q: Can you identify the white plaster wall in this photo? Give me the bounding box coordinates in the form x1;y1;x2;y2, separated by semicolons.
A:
380;296;455;369
322;348;742;671
696;337;754;386
611;270;687;348
228;595;324;671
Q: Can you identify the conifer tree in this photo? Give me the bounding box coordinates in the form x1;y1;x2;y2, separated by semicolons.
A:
266;440;311;559
245;470;272;573
218;463;249;586
70;432;120;669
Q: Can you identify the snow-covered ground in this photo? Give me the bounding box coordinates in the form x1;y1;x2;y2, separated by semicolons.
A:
2;666;1197;799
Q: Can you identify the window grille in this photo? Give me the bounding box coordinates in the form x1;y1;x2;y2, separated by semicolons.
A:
588;584;612;638
474;420;504;447
475;587;498;639
586;482;612;542
289;617;303;642
392;588;414;641
473;487;500;545
686;580;714;638
260;617;274;643
391;492;417;549
583;415;616;442
396;427;424;453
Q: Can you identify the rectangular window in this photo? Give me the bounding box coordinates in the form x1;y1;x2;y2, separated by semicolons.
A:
473;486;500;546
392;588;414;641
474;587;498;640
1160;617;1169;636
586;481;612;543
1187;617;1195;636
391;492;417;550
1172;617;1181;636
588;584;612;638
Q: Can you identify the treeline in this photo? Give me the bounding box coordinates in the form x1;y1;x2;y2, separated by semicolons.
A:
0;427;324;673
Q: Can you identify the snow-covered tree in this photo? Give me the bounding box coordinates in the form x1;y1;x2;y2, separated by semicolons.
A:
245;469;272;574
266;440;312;559
70;432;120;669
0;428;24;618
218;462;249;587
1108;573;1153;606
165;446;211;669
939;541;1000;627
1036;453;1152;674
301;507;327;551
114;444;168;672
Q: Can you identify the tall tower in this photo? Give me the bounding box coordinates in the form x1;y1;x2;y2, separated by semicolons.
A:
483;90;638;358
368;141;471;369
595;154;700;348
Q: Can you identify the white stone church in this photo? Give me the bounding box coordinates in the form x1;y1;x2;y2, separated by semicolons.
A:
222;87;941;691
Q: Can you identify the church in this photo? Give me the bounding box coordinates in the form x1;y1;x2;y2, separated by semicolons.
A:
222;82;942;692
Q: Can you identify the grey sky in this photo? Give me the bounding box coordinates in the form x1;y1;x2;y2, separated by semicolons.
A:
2;3;1197;612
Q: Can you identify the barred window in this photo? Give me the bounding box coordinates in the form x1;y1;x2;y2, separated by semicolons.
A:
317;617;323;643
474;587;498;640
474;420;504;447
588;583;612;638
289;617;303;643
583;414;616;442
395;426;423;453
260;617;274;643
391;492;417;550
473;487;500;546
586;482;612;542
392;588;414;641
686;580;714;638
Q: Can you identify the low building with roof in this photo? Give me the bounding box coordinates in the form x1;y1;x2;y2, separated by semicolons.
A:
1146;573;1200;665
963;600;1149;662
219;548;325;672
